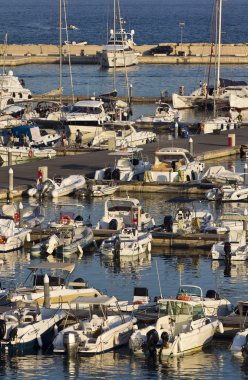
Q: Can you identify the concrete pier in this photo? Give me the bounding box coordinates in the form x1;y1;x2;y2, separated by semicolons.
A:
1;43;248;66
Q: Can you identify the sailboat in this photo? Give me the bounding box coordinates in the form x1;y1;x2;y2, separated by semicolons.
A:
99;0;138;68
172;0;248;111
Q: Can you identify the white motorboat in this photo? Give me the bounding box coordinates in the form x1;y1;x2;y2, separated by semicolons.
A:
1;124;61;148
129;298;223;356
205;211;248;235
0;70;32;110
90;121;156;149
1;203;45;228
94;148;152;181
135;102;180;127
206;183;248;202
95;196;154;230
0;303;66;354
7;262;104;307
172;207;213;234
230;301;248;356
28;175;86;198
201;165;244;185
99;9;138;69
211;230;248;261
0;218;31;253
175;285;232;317
63;99;110;136
199;116;239;134
31;225;94;256
84;182;119;197
100;227;152;257
229;92;248;110
144;147;205;183
53;296;137;355
0;145;56;162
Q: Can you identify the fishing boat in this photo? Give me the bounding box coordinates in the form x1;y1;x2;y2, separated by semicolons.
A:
175;285;232;317
94;148;152;181
90;121;156;149
7;262;104;307
100;227;152;257
53;296;137;355
129;298;223;356
144;147;205;183
0;218;31;253
95;196;154;230
28;175;86;198
0;302;66;354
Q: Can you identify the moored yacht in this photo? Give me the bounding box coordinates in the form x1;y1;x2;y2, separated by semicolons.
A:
63;99;110;136
144;147;205;183
0;70;32;110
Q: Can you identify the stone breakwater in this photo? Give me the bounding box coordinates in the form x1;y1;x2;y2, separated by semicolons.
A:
0;43;248;66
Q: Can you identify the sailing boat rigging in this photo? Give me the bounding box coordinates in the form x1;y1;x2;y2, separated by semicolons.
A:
172;0;248;111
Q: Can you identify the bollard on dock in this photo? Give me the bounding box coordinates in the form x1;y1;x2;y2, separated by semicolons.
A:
8;168;13;200
8;147;12;166
189;137;194;156
244;163;248;185
19;202;23;227
43;274;51;308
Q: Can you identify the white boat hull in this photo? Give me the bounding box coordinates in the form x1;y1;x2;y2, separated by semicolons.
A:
100;50;138;68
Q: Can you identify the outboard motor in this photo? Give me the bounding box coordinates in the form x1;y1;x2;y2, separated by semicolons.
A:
205;290;220;300
160;331;170;348
112;169;120;181
109;219;118;230
146;329;159;356
103;168;112;180
224;241;231;263
0;320;6;340
63;331;80;354
163;215;173;232
46;234;60;255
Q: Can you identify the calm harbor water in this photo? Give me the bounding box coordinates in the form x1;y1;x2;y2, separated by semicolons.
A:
1;185;248;379
1;0;248;377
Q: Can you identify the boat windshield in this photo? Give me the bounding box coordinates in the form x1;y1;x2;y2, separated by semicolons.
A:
107;200;136;211
177;286;202;298
185;152;195;162
70;106;101;114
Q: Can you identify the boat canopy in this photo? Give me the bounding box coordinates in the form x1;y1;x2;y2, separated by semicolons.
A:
28;262;75;273
72;295;117;305
220;78;247;87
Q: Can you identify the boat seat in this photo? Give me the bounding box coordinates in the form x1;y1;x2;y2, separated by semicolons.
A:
151;163;173;172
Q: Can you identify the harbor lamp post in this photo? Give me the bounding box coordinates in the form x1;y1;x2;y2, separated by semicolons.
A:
179;21;185;52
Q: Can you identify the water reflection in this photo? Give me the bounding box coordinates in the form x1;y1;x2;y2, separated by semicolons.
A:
100;252;152;276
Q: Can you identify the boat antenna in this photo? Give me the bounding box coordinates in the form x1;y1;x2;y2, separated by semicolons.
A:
113;0;117;91
59;0;63;104
63;0;75;103
3;32;8;75
155;260;163;298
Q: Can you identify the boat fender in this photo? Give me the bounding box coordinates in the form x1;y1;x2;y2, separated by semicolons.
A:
60;215;72;225
146;329;159;356
0;236;7;244
0;320;6;340
178;339;183;353
14;212;20;224
176;295;191;301
28;150;33;158
5;315;18;323
217;321;224;334
114;333;119;346
37;335;43;348
148;241;151;253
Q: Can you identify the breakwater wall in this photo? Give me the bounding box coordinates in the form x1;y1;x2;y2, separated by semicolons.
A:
0;43;248;66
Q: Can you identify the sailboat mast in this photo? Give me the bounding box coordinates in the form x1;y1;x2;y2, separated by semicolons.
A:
216;0;222;97
113;0;117;91
59;0;62;103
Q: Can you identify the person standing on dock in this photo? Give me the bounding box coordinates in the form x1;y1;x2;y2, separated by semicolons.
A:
75;129;83;147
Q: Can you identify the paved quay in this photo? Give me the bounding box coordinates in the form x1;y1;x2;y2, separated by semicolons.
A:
0;126;246;196
1;43;248;66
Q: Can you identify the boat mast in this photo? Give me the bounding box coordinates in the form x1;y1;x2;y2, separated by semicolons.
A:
59;0;63;104
113;0;117;91
216;0;222;97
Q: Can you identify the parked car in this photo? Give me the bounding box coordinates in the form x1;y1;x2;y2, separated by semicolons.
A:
147;45;173;56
